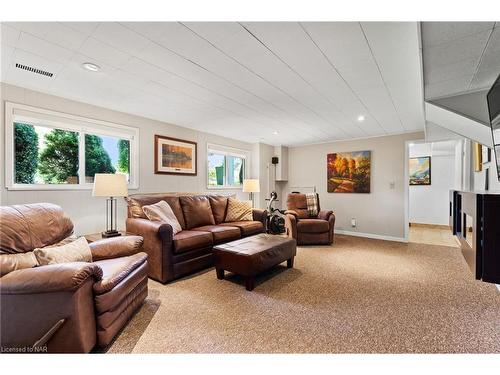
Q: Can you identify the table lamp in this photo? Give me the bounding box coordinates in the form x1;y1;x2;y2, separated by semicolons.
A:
92;173;128;238
243;179;260;207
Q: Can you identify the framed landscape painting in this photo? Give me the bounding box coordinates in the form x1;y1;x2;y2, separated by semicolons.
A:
154;135;197;175
327;151;371;193
409;156;431;185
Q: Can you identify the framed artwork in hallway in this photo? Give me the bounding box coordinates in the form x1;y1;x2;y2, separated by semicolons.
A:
409;156;431;185
327;151;371;193
154;135;197;175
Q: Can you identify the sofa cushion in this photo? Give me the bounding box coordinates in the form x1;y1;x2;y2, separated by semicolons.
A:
194;225;241;244
126;194;187;229
297;219;330;233
286;194;310;219
173;230;213;254
180;196;215;229
142;200;182;235
208;195;229;224
219;221;264;236
225;198;253;222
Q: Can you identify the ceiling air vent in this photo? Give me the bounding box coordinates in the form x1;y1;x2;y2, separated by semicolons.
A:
15;63;53;78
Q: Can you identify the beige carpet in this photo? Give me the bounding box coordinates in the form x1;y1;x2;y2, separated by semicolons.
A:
103;235;500;353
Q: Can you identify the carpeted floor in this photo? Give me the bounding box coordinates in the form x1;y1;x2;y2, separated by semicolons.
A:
103;235;500;353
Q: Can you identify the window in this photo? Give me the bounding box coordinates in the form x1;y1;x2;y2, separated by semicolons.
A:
207;144;248;188
6;102;139;190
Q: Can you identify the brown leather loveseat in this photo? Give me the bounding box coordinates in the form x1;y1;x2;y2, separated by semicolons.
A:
285;193;335;245
0;203;148;353
125;193;267;283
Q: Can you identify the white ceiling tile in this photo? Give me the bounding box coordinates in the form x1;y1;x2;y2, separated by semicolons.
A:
18;32;75;63
42;23;88;51
422;22;495;48
470;69;500;90
79;37;130;67
425;75;473;99
92;23;150;56
61;22;99;35
424;57;478;84
424;30;490;69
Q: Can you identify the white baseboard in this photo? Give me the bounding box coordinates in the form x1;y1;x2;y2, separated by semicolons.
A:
496;284;500;292
335;229;407;243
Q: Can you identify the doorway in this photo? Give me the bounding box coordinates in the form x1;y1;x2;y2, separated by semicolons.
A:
405;139;461;248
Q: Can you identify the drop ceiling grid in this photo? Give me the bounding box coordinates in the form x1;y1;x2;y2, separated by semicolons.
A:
422;22;500;100
182;22;353;139
122;21;333;141
360;22;424;132
1;21;426;145
238;21;369;138
300;22;407;134
4;22;293;143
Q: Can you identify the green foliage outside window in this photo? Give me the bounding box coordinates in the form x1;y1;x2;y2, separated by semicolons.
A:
117;139;130;173
38;129;79;184
85;134;116;178
14;123;39;184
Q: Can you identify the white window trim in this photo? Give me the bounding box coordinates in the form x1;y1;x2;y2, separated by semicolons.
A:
206;143;250;190
5;102;140;191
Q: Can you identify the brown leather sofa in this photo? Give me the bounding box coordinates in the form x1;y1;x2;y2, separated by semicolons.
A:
0;203;148;353
125;193;267;283
284;193;335;245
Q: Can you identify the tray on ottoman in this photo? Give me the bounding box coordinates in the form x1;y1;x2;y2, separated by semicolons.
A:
212;233;297;291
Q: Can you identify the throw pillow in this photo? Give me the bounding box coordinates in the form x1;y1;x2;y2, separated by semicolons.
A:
142;200;182;234
34;237;92;266
0;252;38;277
225;198;253;222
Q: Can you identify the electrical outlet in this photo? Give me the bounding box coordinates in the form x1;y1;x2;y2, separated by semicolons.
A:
389;181;395;189
351;218;356;228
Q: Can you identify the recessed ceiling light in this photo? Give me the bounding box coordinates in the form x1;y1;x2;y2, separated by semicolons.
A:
357;115;365;122
273;131;279;135
82;62;100;72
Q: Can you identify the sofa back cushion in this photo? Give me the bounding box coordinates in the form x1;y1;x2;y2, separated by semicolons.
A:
286;194;311;219
0;203;74;254
126;193;188;229
180;196;215;229
208;195;229;224
142;200;182;235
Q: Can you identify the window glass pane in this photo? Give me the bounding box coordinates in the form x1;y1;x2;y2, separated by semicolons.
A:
227;155;244;186
208;152;225;187
85;134;130;183
14;122;79;184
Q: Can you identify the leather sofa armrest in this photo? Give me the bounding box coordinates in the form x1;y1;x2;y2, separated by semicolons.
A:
252;209;268;227
89;235;144;261
126;218;174;283
284;210;299;218
0;262;103;295
284;213;298;240
318;210;333;221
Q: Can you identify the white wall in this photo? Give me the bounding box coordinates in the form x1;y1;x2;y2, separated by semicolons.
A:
0;83;252;235
409;141;457;226
285;132;424;241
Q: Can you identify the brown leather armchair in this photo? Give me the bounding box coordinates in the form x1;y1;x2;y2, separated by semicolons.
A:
0;203;148;353
284;193;335;245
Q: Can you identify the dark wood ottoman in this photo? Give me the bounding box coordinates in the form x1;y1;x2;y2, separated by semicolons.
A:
212;233;297;291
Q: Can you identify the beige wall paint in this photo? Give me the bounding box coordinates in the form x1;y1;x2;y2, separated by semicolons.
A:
0;83;252;235
285;131;424;240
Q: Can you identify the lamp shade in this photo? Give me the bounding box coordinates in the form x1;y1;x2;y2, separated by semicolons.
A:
242;179;260;193
92;174;128;197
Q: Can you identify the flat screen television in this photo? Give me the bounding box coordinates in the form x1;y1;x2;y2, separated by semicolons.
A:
487;73;500;181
